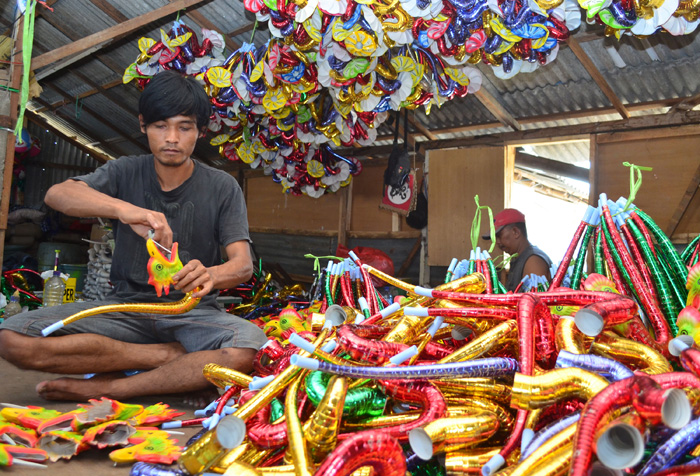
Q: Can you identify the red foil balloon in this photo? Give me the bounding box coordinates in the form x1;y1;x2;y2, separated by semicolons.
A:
336;325;408;364
314;431;407;476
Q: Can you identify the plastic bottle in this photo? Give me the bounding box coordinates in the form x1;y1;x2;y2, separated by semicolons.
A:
43;249;66;307
43;271;66;307
4;291;22;318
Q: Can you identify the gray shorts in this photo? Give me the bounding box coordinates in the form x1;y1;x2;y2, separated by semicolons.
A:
0;300;267;353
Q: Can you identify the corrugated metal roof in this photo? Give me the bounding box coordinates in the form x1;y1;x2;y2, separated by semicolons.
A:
2;0;699;191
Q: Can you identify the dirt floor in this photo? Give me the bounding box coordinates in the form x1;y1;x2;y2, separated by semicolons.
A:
0;357;203;475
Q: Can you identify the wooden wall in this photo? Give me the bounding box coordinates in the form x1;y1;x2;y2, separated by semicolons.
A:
592;126;700;242
427;147;511;266
244;161;422;282
245;161;418;235
246;174;341;233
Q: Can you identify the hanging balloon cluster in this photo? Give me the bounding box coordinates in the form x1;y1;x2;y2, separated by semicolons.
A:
124;21;367;197
124;0;698;196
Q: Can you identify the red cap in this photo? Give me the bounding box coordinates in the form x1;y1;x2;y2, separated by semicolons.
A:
482;208;526;240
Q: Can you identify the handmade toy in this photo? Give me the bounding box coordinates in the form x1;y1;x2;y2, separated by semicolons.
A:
41;238;201;336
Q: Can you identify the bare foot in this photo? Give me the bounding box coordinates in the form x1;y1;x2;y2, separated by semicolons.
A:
180;386;221;409
37;377;110;402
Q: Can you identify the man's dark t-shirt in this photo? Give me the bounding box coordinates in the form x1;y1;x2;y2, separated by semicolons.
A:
73;155;250;308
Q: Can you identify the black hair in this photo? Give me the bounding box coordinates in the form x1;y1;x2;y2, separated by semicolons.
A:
510;222;528;239
138;71;211;131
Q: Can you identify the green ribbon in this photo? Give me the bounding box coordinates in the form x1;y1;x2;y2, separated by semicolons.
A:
250;19;259;44
304;254;341;276
621;162;652;212
492;252;517;269
14;0;37;142
471;195;495;253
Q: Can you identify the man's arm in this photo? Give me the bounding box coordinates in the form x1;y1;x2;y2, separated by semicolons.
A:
172;240;253;299
45;180;173;248
522;255;552;282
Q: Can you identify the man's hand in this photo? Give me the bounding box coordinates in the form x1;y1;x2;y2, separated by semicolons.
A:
172;260;214;298
117;206;173;250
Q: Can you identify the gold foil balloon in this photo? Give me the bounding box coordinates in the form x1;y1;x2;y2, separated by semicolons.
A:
408;410;500;459
179;416;247;475
284;374;313;476
591;331;672;374
510;368;609;411
203;363;254;389
305;375;348;462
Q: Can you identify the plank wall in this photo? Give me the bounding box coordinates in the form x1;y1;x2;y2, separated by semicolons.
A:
245;161;422;282
592;126;700;242
427;147;511;266
245;162;420;235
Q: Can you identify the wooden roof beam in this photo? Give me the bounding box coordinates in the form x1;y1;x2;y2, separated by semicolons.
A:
392;97;680;140
474;87;522;131
566;37;629;119
71;71;138;117
227;23;257;39
33;79;123;113
515;151;589;182
36;0;169;81
26;109;113;163
344;110;700;156
32;0;211;70
407;112;438;141
667;92;700;115
43;82;149;155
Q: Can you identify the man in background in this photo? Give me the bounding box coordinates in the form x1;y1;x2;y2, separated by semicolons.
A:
483;208;552;291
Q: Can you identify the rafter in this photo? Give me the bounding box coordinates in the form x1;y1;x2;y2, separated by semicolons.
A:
407;113;438;141
33;79;123;113
71;71;138;117
26;109;113;163
32;0;211;70
35;5;148;80
375;97;679;142
515;151;589;182
344;110;700;157
227;23;257;39
566;37;629;119
474;87;521;130
667;92;700;115
43;83;148;155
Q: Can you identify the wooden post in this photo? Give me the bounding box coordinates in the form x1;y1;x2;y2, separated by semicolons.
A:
337;180;352;248
0;12;23;268
419;151;430;285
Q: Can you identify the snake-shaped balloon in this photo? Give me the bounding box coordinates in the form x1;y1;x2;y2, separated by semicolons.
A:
41;239;201;337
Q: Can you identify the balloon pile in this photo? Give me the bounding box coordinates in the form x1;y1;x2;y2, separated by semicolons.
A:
109;208;700;476
0;398;184;468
